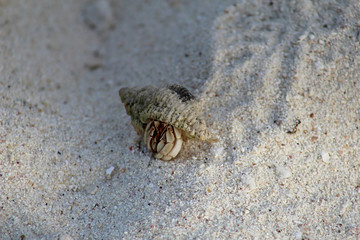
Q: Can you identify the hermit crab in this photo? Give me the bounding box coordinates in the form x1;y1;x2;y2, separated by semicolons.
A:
119;84;217;161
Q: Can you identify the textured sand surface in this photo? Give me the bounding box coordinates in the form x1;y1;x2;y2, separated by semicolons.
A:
1;0;359;239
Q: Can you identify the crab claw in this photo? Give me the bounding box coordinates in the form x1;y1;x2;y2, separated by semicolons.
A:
144;120;183;161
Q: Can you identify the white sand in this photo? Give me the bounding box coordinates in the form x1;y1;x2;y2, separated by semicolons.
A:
1;0;359;239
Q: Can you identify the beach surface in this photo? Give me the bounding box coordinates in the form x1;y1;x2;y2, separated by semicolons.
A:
0;0;359;239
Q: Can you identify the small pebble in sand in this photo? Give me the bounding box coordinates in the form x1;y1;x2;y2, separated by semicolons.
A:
106;166;115;179
212;146;224;159
285;119;301;134
242;175;256;191
89;186;98;195
275;165;292;179
321;151;330;163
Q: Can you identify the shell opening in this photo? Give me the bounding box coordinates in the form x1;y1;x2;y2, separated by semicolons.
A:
144;120;183;160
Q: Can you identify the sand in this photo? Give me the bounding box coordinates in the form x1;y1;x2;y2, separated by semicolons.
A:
0;0;359;239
